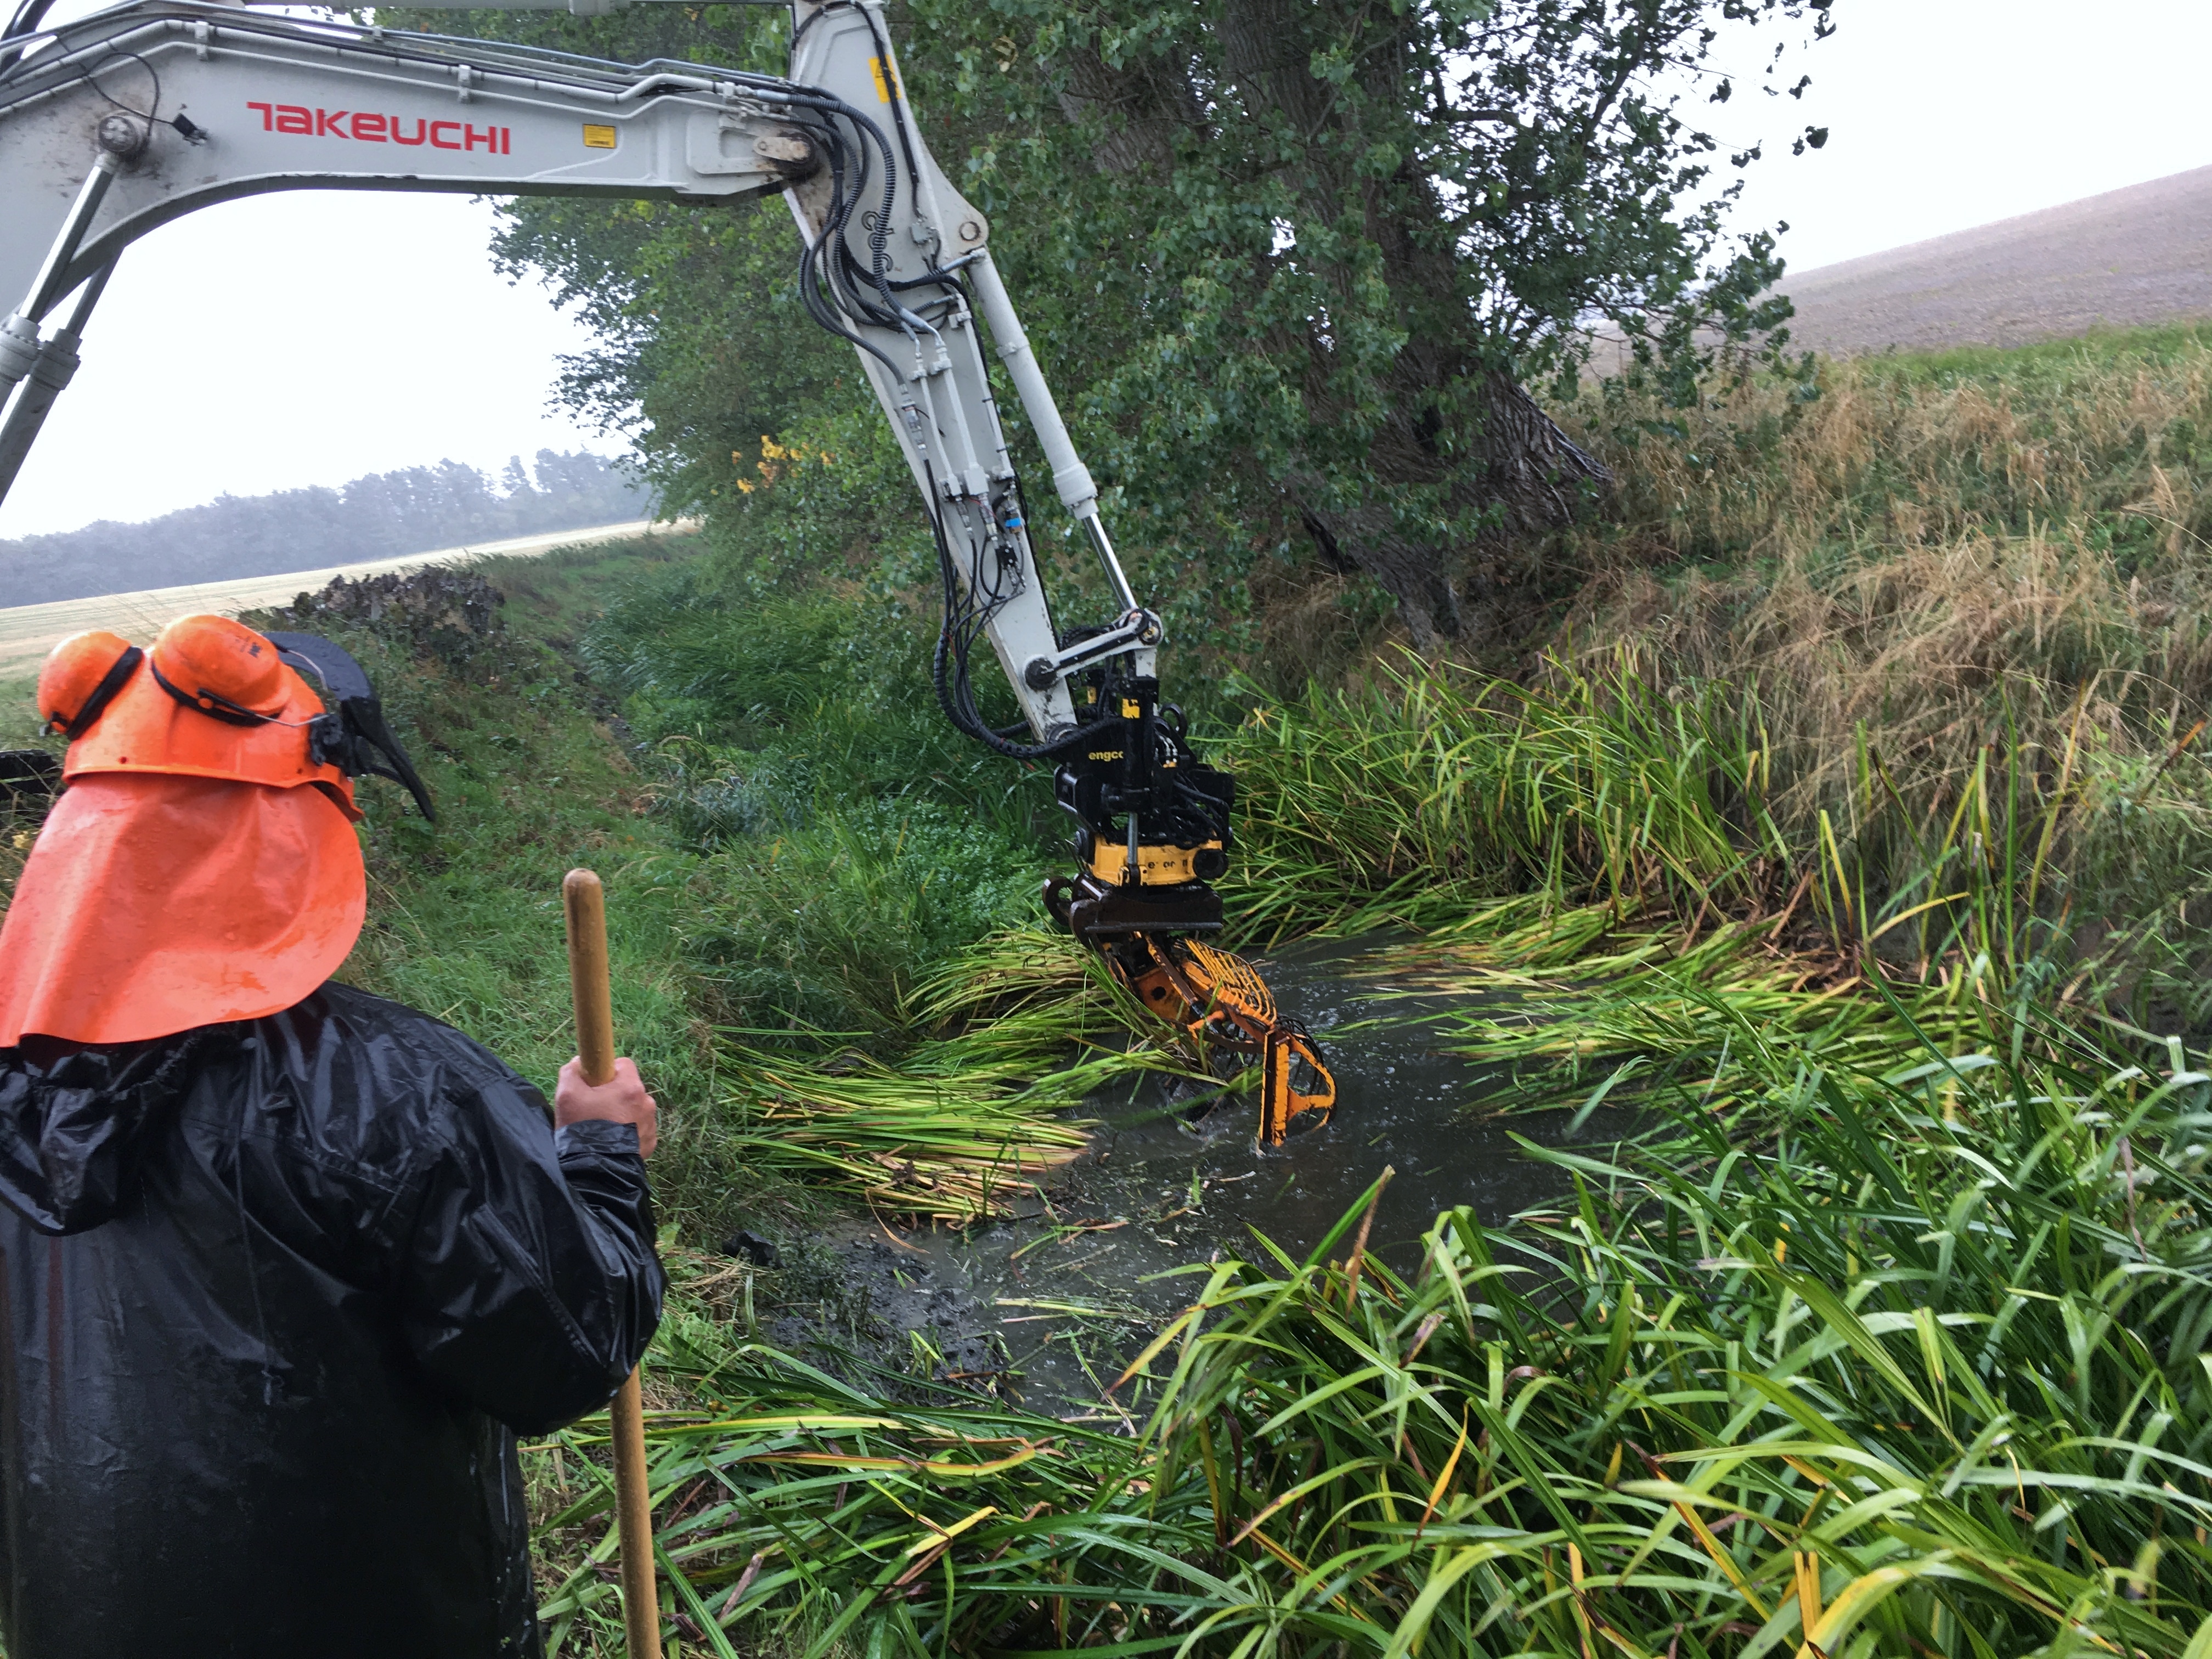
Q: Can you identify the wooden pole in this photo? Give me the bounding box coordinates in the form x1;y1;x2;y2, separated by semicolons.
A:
562;868;661;1659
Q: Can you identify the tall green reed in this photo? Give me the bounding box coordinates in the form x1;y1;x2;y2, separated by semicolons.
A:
1221;648;2209;1028
536;1003;2212;1657
1220;650;1790;944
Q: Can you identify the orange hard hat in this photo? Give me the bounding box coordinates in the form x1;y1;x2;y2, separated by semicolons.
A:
148;612;291;721
46;616;360;819
2;616;430;1047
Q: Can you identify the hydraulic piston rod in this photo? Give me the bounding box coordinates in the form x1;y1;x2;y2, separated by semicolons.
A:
968;251;1142;618
0;151;117;396
0;261;112;504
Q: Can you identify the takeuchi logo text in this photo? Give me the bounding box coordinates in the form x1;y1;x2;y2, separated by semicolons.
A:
245;102;513;153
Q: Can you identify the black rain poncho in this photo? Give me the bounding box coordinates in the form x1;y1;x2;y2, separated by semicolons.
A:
0;981;664;1658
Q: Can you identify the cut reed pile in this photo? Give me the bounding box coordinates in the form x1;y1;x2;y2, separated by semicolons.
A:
534;1001;2212;1657
713;928;1203;1218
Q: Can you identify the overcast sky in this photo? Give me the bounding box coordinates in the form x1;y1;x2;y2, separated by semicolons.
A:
5;0;2212;540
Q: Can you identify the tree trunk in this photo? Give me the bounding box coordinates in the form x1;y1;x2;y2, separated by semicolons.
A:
1049;0;1613;649
1221;0;1609;645
1468;370;1610;538
1295;375;1607;649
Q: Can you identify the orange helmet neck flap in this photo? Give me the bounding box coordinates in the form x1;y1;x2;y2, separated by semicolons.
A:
1;616;431;1047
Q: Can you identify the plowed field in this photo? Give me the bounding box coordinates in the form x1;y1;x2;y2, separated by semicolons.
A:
1781;164;2212;356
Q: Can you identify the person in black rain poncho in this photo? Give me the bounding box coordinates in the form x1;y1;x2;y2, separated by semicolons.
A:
0;616;665;1657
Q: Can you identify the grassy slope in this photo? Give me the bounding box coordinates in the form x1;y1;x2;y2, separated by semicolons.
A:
317;539;786;1235
1859;319;2212;381
1522;323;2212;1026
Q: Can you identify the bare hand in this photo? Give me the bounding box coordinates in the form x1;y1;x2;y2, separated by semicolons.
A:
555;1057;658;1156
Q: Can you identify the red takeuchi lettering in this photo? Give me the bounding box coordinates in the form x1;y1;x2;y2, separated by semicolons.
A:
244;101;507;155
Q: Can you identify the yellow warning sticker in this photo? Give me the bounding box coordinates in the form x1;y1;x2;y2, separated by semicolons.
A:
868;56;899;102
582;123;617;150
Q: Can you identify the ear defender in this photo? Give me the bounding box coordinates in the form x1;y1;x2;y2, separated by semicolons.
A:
149;614;287;726
38;630;144;741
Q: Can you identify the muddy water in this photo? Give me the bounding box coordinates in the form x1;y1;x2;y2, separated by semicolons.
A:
860;935;1627;1416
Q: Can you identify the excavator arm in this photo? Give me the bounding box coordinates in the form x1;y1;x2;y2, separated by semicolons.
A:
0;0;1335;1143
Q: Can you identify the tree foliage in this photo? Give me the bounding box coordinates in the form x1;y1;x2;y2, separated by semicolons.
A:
414;0;1831;647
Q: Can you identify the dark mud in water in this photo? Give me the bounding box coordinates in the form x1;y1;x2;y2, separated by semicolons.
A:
749;936;1625;1415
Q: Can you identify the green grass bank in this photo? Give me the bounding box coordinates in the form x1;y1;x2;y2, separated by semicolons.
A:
5;326;2212;1654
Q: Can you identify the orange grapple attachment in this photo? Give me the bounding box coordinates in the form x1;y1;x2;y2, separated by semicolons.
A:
1117;935;1337;1146
1259;1027;1336;1147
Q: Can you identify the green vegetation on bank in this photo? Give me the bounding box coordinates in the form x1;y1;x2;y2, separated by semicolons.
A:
12;323;2212;1654
1549;325;2212;1018
523;325;2212;1654
538;1013;2212;1659
1853;319;2212;385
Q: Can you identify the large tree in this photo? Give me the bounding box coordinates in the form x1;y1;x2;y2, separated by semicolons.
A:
421;0;1830;646
932;0;1831;643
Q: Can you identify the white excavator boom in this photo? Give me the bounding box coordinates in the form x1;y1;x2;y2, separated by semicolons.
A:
0;0;1339;1144
0;0;1163;738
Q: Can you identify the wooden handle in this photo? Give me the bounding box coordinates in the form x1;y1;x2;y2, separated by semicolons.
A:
563;868;618;1087
609;1369;659;1659
561;868;658;1658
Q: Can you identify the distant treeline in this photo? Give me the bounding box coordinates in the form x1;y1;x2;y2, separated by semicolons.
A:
0;450;652;606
